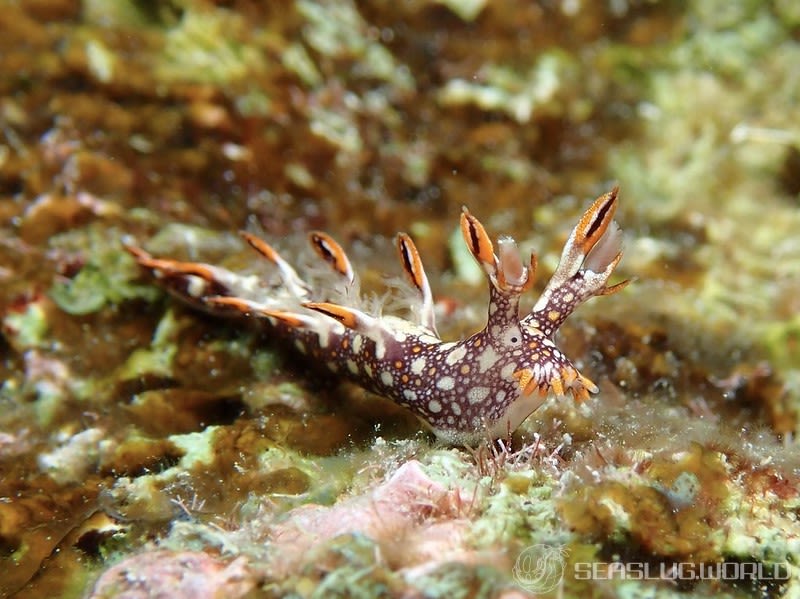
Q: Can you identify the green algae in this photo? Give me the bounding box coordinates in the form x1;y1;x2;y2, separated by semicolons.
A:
304;534;393;599
431;0;487;22
438;50;582;124
762;315;800;372
408;563;508;599
2;301;49;350
49;233;161;316
82;0;163;28
157;7;265;85
480;472;567;545
114;308;181;382
282;42;323;87
296;0;413;91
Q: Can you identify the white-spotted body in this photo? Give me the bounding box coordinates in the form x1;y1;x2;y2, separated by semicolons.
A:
127;188;627;445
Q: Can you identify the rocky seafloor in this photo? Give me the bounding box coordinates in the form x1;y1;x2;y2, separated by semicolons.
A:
2;1;800;597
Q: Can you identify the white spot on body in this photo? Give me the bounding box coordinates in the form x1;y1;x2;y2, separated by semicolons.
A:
467;386;490;405
394;331;407;343
478;346;501;373
428;399;442;413
347;359;358;374
364;364;373;377
380;371;394;386
294;340;306;353
445;346;467;366
541;338;557;349
451;402;462;415
352;335;363;353
436;376;455;391
500;362;517;379
411;357;426;375
403;389;417;401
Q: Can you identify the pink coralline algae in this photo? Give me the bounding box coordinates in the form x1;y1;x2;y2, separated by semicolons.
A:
87;550;258;599
265;460;486;577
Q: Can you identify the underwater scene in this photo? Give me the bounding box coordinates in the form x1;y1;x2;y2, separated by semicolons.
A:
2;1;800;597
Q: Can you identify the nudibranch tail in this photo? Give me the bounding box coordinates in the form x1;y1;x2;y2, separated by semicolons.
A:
128;188;627;445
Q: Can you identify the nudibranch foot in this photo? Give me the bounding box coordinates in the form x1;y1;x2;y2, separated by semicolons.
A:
127;188;627;445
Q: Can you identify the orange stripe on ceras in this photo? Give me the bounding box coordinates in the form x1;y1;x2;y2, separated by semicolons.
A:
303;301;359;329
239;231;282;264
576;186;618;254
205;296;255;313
396;233;425;292
211;297;309;327
460;208;495;267
123;244;151;262
258;309;309;328
135;255;217;282
309;231;353;280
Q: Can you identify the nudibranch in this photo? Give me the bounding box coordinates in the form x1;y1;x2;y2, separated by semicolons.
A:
127;188;627;445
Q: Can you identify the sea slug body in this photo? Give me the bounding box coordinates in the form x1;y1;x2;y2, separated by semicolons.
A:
127;188;628;445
